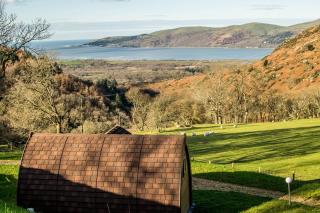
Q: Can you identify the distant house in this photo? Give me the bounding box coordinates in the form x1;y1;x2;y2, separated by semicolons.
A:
106;125;132;135
17;133;192;213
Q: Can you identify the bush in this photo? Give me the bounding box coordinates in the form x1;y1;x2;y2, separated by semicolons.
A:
306;44;315;51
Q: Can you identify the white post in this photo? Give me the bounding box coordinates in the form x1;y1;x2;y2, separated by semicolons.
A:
288;183;291;206
285;177;293;206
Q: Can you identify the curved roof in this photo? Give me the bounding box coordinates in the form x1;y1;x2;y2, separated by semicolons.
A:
17;133;190;213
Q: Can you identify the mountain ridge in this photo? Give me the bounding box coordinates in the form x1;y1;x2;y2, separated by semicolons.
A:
87;19;320;48
144;24;320;97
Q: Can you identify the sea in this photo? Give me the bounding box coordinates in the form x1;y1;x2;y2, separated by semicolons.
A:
30;40;273;60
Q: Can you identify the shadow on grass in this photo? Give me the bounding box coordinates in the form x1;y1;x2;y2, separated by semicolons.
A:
0;145;23;160
192;190;272;213
164;123;254;134
0;173;23;213
187;126;320;164
244;200;320;213
193;171;320;193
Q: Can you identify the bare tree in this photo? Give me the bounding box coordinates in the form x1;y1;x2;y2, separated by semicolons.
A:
229;69;251;124
148;96;174;132
310;90;320;118
196;72;228;124
127;88;151;131
8;58;77;133
0;1;51;79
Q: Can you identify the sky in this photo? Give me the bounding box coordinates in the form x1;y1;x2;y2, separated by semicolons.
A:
6;0;320;40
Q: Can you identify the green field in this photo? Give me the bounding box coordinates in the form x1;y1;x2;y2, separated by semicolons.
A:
157;119;320;182
0;145;23;161
0;165;28;213
143;118;320;212
1;119;320;212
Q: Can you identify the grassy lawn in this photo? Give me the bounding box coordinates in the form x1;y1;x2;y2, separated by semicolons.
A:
0;145;23;161
0;165;28;213
179;119;320;180
141;119;320;192
243;200;319;213
193;190;319;213
193;190;271;213
191;161;297;192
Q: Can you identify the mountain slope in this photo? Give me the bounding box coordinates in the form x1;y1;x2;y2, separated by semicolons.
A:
87;20;320;48
145;25;320;96
254;25;320;93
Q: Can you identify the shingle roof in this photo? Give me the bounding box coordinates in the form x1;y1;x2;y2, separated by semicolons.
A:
17;133;189;213
106;125;132;135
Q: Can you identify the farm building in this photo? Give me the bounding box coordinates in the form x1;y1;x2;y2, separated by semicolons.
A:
17;133;192;213
106;125;132;135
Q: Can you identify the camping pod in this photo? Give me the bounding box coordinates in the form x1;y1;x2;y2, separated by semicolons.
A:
17;133;192;213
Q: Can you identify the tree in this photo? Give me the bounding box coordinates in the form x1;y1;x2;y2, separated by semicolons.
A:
0;1;50;80
8;58;78;133
127;88;151;131
174;100;199;127
196;72;228;124
229;69;251;124
312;90;320;118
148;96;174;132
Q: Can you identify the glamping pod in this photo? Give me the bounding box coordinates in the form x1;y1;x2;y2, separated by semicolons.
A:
17;133;192;213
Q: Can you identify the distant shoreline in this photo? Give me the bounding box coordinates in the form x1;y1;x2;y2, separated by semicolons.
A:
31;40;273;61
82;45;275;50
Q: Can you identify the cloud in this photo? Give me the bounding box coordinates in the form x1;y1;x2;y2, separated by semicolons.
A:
252;4;286;11
3;0;130;3
92;0;130;2
3;0;27;3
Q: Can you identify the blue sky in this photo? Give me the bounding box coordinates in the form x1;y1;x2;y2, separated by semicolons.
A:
6;0;320;40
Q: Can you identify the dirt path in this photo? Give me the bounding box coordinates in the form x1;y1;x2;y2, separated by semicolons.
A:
193;177;320;207
0;160;20;165
279;195;320;207
192;177;284;199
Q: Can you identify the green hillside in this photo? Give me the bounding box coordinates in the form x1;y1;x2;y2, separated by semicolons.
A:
88;20;320;48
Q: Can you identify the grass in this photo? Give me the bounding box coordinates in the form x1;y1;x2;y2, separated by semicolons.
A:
138;119;320;191
0;145;22;161
243;200;320;213
292;183;320;201
0;165;28;213
193;190;319;213
193;190;271;213
191;161;297;192
186;119;320;181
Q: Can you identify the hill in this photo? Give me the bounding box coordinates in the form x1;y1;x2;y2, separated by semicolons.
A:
146;25;320;96
253;25;320;93
87;19;320;48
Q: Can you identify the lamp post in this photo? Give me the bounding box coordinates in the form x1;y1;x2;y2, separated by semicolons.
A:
285;177;293;206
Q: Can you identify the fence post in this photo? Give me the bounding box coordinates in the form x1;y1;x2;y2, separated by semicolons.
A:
292;171;295;181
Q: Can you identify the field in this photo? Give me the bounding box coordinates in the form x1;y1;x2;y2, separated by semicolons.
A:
141;118;320;212
60;59;249;84
1;119;320;212
0;165;28;213
0;145;23;161
187;119;320;191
